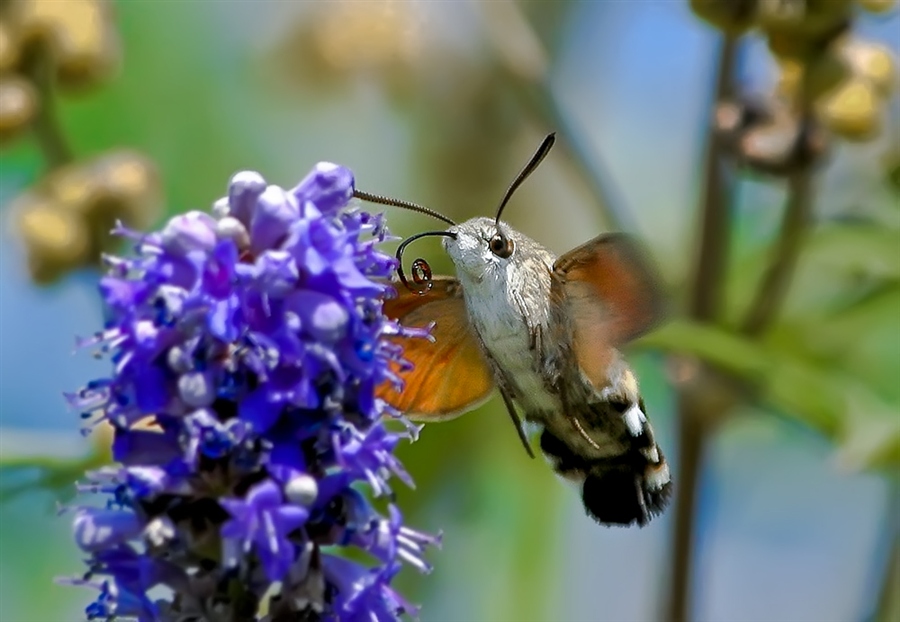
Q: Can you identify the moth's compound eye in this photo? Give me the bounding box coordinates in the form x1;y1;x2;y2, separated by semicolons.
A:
489;234;514;259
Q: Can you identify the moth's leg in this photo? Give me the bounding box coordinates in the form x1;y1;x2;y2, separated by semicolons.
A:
499;386;535;459
559;382;601;451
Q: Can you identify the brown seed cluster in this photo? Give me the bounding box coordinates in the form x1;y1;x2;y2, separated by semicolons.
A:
13;151;162;283
0;0;120;143
695;0;898;174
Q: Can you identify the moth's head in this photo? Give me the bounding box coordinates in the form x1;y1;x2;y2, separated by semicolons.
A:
443;216;530;282
441;133;555;283
352;133;557;292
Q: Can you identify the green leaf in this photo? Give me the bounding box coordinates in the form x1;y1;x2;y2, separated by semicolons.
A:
767;285;900;402
637;319;770;380
638;320;844;436
727;224;900;324
0;446;109;506
638;319;900;470
802;225;900;281
834;386;900;472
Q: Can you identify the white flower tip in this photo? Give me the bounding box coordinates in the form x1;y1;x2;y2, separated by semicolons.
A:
212;197;231;218
229;170;267;189
285;474;319;507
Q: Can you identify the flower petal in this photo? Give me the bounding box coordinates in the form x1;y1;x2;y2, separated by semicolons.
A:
74;509;143;552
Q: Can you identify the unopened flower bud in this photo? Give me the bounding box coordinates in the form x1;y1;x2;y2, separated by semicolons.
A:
161;211;218;256
856;0;897;13
286;290;350;343
19;0;121;90
216;216;250;250
250;185;299;254
0;77;38;143
841;40;897;97
291;162;355;216
144;516;176;548
16;198;90;283
178;371;216;408
47;162;103;212
285;474;319;507
212;197;231;219
166;346;193;374
690;0;757;34
96;151;161;222
0;22;20;71
227;170;267;225
817;77;882;141
758;0;852;41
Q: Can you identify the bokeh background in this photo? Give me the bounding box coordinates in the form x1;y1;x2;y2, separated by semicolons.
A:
1;1;898;621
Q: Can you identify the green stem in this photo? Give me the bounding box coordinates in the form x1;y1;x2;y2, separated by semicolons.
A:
22;43;74;170
666;34;739;622
688;39;738;324
738;68;817;337
0;445;109;504
739;166;814;335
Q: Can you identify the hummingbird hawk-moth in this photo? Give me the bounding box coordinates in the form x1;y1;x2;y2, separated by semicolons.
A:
356;133;672;527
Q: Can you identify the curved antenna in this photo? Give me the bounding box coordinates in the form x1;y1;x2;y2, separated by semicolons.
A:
395;230;458;294
494;132;556;227
354;189;457;227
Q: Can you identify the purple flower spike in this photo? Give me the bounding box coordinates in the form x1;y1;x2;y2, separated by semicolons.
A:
62;165;437;621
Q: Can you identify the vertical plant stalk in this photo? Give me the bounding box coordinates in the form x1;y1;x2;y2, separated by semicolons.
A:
666;34;739;622
22;43;74;170
668;51;821;620
739;165;814;335
739;73;817;337
689;39;738;323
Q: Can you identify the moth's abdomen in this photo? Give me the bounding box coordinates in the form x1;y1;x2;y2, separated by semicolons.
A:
540;399;672;527
581;453;671;527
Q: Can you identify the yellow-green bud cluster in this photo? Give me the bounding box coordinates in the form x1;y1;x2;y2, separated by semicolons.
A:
692;0;897;142
13;151;161;283
0;0;120;145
